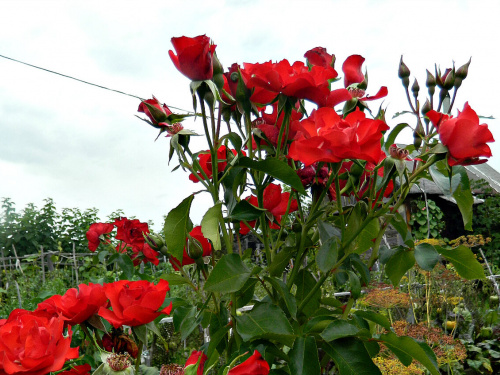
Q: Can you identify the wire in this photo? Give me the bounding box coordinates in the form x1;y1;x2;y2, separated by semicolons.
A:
0;53;193;114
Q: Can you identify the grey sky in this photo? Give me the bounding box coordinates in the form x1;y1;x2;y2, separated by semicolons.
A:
1;0;499;230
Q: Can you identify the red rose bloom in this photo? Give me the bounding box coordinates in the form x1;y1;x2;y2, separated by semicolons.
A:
427;102;494;166
242;59;338;106
0;310;79;375
184;350;208;375
228;350;270;375
240;183;298;235
169;35;216;81
59;364;92;375
288;107;389;166
137;96;172;126
169;226;212;270
304;47;335;69
114;218;149;247
98;280;172;328
189;146;241;183
36;283;108;326
131;242;160;266
86;223;114;252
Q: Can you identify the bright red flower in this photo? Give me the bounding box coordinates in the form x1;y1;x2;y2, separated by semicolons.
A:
240;183;298;235
137;96;172;126
189;146;240;183
0;310;79;375
86;222;114;252
36;283;108;326
131;242;160;266
169;35;216;81
252;102;303;148
169;226;212;270
304;47;335;69
59;364;92;375
98;280;172;329
288;107;389;166
427;103;494;166
242;59;337;106
184;350;208;375
228;350;270;375
114;218;149;247
326;55;388;108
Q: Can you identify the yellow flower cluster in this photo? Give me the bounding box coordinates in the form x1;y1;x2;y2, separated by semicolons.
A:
448;234;491;248
415;238;446;246
373;356;424;375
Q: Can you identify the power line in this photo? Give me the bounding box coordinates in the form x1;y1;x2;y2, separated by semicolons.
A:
0;53;192;114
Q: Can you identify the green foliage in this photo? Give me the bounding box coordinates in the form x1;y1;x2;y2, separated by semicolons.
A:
408;198;445;240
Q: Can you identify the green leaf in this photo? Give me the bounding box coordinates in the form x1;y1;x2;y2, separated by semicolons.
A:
264;276;297;319
317;220;341;244
237;157;307;194
164;195;194;262
385;249;415;287
348;271;362;299
322;338;382;375
204;254;251;293
295;269;321;316
235;278;257;308
173;306;201;341
344;202;380;254
435;245;485;279
389;212;413;244
116;253;134;280
429;163;460;195
353;311;391;330
414;243;440;271
289;336;321;375
235;302;295;346
379;332;439;375
229;200;265;221
267;247;294;277
132;324;148;346
349;254;371;285
139;365;160;375
320;320;361;342
316;237;339;274
452;166;473;230
220;132;243;153
207;325;231;359
385;123;409;151
160;273;189;286
201;203;222;251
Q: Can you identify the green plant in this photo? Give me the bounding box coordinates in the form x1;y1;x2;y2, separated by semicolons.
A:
408;198;445;240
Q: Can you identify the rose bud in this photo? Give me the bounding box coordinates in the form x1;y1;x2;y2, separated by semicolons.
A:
411;78;420;98
398;56;411;88
212;52;225;90
426;70;436;96
456;58;471;80
443;68;455;90
421;99;432;124
186;235;204;260
144;232;165;251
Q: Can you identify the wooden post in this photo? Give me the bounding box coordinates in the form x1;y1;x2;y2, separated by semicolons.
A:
40;246;46;284
14;280;22;308
11;245;23;275
73;243;79;285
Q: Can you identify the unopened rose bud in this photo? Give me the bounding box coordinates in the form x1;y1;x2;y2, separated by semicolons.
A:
443;68;455;90
144;232;165;251
398;56;411;88
456;58;471;80
186;235;204;259
413;119;424;150
421;99;432;123
411;79;420;98
212;53;224;90
426;70;436;96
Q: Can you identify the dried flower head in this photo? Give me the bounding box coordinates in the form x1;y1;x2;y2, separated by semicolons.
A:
160;364;184;375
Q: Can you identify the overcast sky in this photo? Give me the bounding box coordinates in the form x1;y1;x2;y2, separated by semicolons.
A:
0;0;499;230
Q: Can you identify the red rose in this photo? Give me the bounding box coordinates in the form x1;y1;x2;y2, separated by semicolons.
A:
98;280;172;328
114;218;149;247
0;310;79;375
240;183;298;235
86;222;114;251
59;364;92;375
137;96;172;125
228;350;270;375
304;47;335;69
242;59;337;106
184;350;207;375
189;146;240;183
169;35;216;81
169;226;212;270
131;242;160;266
427;103;494;166
36;283;108;326
288;107;389;166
